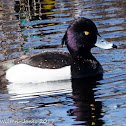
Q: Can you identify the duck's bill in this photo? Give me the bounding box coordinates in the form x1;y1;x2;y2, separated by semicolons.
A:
95;35;117;49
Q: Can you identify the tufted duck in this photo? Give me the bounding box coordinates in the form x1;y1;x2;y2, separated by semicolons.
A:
2;17;117;83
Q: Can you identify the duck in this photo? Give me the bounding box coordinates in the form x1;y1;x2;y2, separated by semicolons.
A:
1;17;117;83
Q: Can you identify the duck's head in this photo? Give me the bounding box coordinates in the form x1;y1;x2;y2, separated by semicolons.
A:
62;17;117;59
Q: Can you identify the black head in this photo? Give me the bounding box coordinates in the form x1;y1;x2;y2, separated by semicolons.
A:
62;17;98;58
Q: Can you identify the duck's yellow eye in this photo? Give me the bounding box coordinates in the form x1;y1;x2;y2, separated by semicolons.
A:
84;31;89;35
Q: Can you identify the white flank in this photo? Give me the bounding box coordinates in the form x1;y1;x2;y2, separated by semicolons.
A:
6;64;71;83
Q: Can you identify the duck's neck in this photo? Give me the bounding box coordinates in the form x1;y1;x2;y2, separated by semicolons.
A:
75;53;93;60
70;48;96;61
70;51;101;79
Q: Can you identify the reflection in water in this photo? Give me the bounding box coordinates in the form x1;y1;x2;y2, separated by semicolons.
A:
69;78;104;125
0;0;23;60
7;80;72;100
15;0;58;21
0;0;126;125
14;0;60;53
6;77;105;125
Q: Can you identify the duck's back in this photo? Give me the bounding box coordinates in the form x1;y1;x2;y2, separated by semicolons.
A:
14;51;72;69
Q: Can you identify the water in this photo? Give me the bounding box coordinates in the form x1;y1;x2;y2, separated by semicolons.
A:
0;0;126;125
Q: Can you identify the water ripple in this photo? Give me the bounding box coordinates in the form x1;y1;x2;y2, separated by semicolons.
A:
0;0;126;125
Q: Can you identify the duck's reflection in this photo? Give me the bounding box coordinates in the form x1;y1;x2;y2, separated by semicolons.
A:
68;78;104;126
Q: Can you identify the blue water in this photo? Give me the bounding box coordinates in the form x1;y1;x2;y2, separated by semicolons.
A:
0;0;126;125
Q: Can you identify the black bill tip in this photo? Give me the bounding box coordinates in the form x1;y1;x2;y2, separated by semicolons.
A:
112;44;117;48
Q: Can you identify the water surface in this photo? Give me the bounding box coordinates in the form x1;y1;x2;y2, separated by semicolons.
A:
0;0;126;125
